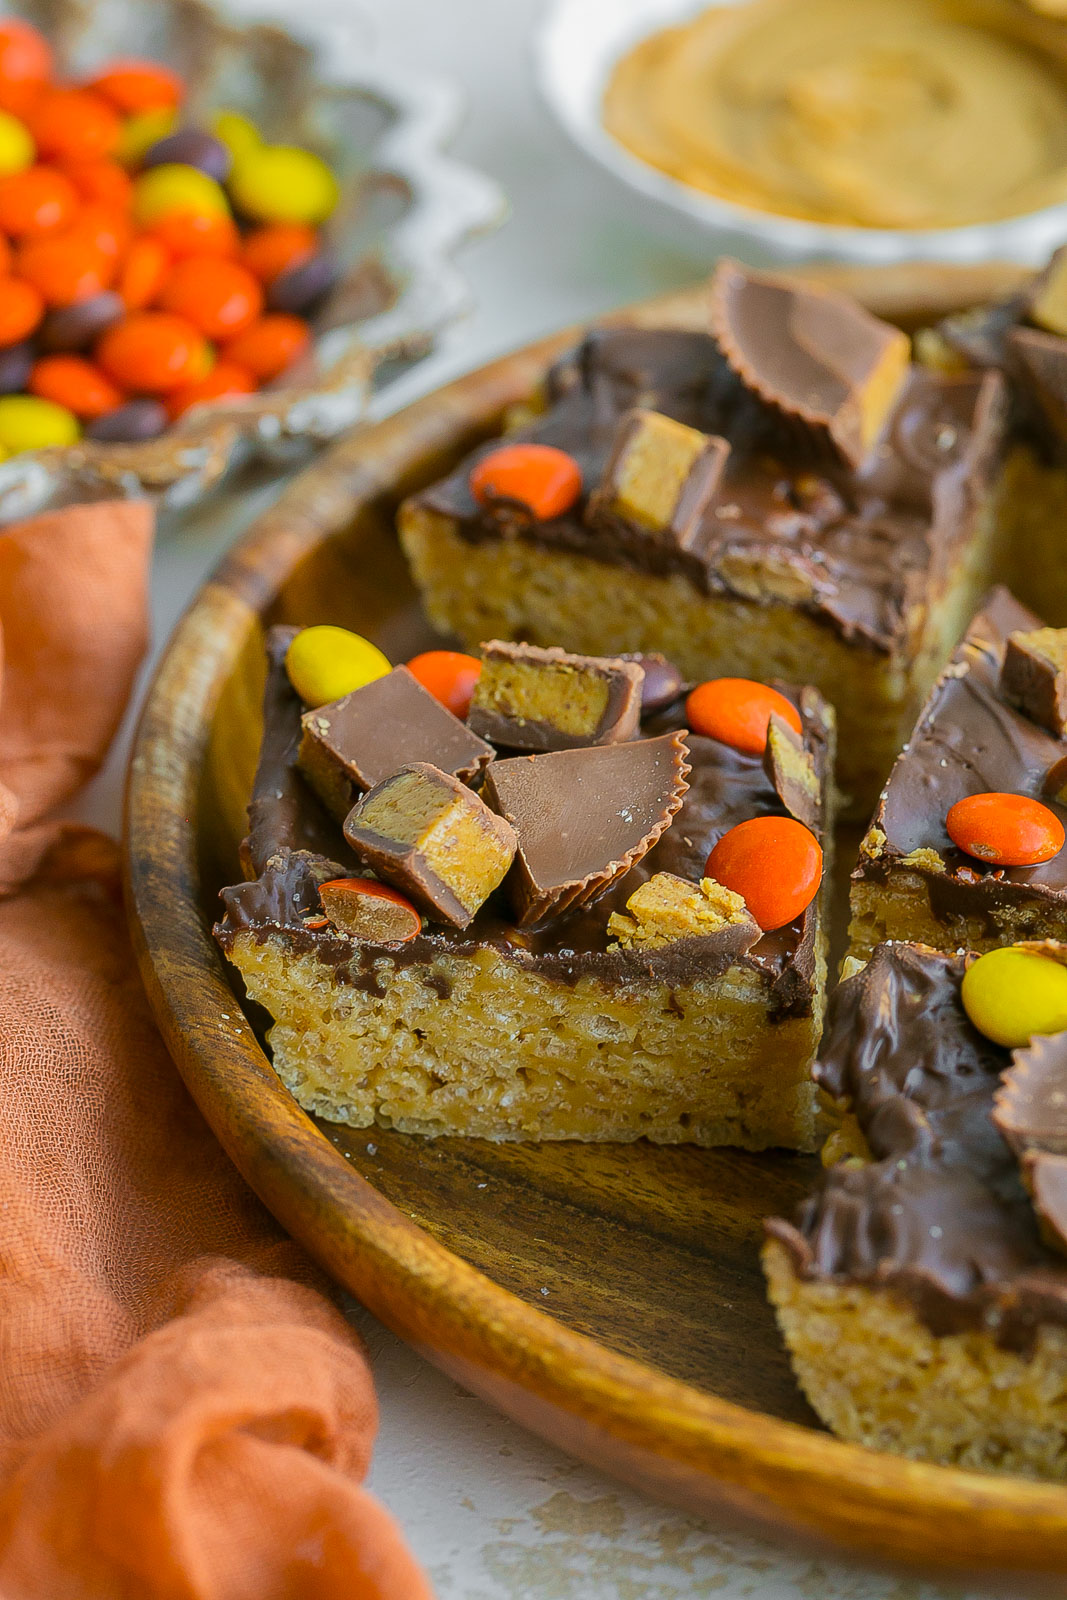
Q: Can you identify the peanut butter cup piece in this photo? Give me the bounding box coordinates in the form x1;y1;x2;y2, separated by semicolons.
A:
1026;1150;1067;1256
1000;626;1067;738
482;731;690;926
993;1017;1067;1159
607;872;759;952
468;640;642;752
343;762;517;929
708;259;910;467
1007;326;1067;439
763;712;821;828
298;666;493;821
585;407;729;549
1027;244;1067;338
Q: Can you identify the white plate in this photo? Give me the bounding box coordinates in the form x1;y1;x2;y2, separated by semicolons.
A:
535;0;1067;265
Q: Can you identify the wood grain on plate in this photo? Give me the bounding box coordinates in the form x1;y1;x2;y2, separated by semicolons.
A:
127;261;1067;1572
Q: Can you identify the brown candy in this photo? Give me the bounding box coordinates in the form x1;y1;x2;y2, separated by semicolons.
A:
1027;244;1067;338
1000;626;1067;738
317;878;422;944
620;652;684;713
482;731;690;926
606;872;759;952
467;640;643;752
708;258;910;467
343;762;517;929
585;407;729;549
763;712;821;828
298;666;493;821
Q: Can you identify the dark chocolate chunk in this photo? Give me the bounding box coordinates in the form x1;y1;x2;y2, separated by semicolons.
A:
85;399;169;443
298;665;493;821
1000;627;1067;738
142;128;232;181
708;258;910;467
468;640;642;751
763;712;820;828
343;762;516;929
586;407;729;550
482;731;690;926
38;291;124;354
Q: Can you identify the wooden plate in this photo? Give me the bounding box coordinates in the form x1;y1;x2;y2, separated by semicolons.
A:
125;259;1067;1573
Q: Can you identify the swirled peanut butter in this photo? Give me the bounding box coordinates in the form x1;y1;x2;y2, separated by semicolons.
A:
603;0;1067;228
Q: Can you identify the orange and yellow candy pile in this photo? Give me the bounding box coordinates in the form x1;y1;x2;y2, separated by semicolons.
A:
0;18;339;458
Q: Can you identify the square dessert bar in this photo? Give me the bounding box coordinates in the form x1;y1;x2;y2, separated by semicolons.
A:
399;260;1007;815
764;940;1067;1479
216;629;835;1151
849;587;1067;962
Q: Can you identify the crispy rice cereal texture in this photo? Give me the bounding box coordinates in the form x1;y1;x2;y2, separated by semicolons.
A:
762;1238;1067;1479
226;933;827;1149
398;499;1003;816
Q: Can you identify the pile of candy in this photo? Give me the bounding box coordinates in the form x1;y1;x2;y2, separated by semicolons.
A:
0;17;340;458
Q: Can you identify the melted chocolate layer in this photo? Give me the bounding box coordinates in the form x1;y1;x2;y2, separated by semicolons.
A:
766;942;1067;1347
216;630;832;1017
855;588;1067;926
415;324;1006;655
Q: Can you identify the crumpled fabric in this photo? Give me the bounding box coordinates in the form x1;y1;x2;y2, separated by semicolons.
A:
0;502;432;1600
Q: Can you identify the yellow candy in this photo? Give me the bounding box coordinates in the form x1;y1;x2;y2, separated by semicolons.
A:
132;163;231;226
228;144;339;225
0;396;80;454
285;626;391;707
118;106;178;168
961;946;1067;1048
0;110;34;176
211;108;261;164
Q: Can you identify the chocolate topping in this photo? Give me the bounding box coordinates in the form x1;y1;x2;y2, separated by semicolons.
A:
1000;625;1067;738
298;666;493;819
343;762;516;929
482;731;691;926
707;260;911;468
855;588;1067;925
418;322;1006;656
766;943;1067;1346
468;640;642;752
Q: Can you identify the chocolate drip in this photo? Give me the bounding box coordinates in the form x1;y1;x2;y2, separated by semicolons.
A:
767;943;1067;1347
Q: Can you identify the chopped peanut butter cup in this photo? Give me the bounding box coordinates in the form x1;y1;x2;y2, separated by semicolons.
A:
468;640;642;752
1000;626;1067;738
482;730;690;926
298;666;493;820
708;259;910;467
586;407;729;550
343;762;517;929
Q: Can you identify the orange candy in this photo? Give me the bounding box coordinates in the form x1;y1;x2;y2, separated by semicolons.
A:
29;354;123;418
90;59;184;114
0;234;10;275
0;165;78;237
117;235;170;309
945;792;1065;867
165;359;255;420
67;203;132;260
61;157;134;210
469;443;582;520
0;276;43;345
148;209;238;260
406;651;482;719
27;87;122;162
685;678;802;756
97;311;210;394
17;233;112;306
241;223;317;284
157;255;262;340
223;313;309;381
312;878;422;943
0;20;52;115
706;815;823;932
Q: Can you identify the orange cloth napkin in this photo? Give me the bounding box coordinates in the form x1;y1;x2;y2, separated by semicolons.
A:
0;503;432;1600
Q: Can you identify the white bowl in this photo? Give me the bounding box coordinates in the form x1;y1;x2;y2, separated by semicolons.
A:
535;0;1067;266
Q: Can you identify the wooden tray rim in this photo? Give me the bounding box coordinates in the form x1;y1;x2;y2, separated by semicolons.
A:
124;262;1067;1572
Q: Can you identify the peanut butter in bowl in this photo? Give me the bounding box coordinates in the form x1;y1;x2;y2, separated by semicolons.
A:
603;0;1067;229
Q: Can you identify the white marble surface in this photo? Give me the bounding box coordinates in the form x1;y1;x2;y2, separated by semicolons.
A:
76;0;1062;1593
